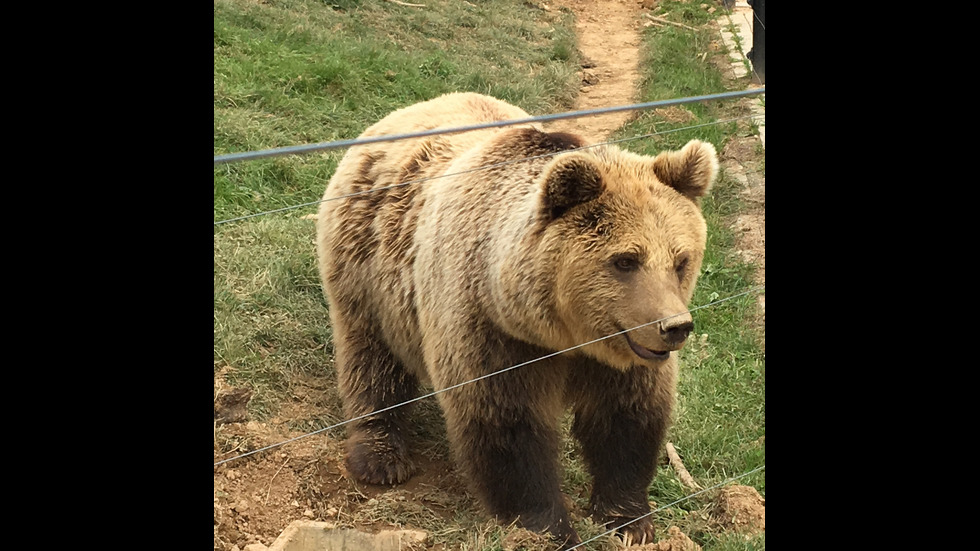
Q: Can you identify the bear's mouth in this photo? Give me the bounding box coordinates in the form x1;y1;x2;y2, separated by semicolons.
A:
623;332;670;361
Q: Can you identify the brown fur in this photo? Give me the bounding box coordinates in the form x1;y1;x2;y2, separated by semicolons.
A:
316;93;717;547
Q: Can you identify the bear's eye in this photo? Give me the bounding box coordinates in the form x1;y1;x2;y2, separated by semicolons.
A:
675;254;691;280
612;254;641;272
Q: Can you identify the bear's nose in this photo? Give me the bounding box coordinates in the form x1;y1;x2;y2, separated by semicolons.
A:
659;316;693;346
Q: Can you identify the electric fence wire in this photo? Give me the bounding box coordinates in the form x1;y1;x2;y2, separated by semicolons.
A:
213;285;764;468
214;112;765;226
213;89;764;166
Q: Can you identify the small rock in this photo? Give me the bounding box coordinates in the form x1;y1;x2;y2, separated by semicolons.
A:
303;509;315;518
214;386;253;425
377;529;429;546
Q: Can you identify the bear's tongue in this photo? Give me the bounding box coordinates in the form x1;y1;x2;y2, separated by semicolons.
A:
625;333;669;360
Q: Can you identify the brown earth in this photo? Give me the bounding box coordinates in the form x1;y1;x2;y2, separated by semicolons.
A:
544;0;644;141
714;485;765;534
214;1;765;549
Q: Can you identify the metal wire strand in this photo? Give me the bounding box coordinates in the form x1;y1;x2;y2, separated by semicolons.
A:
213;89;764;165
214;113;765;226
213;285;764;467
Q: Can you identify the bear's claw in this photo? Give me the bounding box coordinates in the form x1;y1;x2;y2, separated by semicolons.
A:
603;514;657;546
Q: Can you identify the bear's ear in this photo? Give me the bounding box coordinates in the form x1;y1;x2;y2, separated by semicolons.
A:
541;153;604;220
650;140;718;201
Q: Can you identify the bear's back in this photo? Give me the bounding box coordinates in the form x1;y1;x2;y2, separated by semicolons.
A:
315;94;541;377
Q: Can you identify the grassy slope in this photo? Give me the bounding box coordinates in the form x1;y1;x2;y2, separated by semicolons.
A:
214;0;579;222
215;0;764;548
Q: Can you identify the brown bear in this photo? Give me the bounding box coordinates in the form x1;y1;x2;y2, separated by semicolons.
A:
316;92;717;547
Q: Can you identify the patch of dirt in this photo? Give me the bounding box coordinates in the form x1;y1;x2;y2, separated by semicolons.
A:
214;422;326;550
714;484;765;534
545;0;647;141
628;526;702;551
719;131;764;286
500;527;552;551
708;18;766;325
214;406;467;550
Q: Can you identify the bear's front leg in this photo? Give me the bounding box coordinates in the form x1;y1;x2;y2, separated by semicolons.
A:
437;355;580;548
332;314;420;486
567;359;676;544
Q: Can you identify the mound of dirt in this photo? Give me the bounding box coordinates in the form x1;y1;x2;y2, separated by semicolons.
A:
630;526;702;551
714;484;765;534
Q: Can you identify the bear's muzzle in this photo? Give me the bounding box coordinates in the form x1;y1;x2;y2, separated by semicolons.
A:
623;311;693;361
658;313;693;348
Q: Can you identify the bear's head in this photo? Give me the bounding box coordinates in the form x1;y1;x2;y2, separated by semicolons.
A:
537;140;718;370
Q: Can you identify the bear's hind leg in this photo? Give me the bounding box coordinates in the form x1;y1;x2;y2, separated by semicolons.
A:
333;318;420;486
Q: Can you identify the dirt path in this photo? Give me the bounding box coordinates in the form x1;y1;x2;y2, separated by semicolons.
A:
545;0;646;141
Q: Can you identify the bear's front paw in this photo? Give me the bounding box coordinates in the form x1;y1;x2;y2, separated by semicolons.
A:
345;438;416;485
601;515;656;547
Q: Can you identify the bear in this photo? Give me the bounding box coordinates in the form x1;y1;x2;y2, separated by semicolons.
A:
315;92;717;547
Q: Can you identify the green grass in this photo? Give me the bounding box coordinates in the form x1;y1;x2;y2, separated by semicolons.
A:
214;0;579;223
215;0;764;548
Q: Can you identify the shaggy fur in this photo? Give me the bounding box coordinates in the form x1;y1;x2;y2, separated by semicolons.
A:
316;92;717;547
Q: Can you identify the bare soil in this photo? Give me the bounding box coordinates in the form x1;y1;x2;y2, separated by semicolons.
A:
214;2;765;549
544;0;644;141
714;485;765;534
